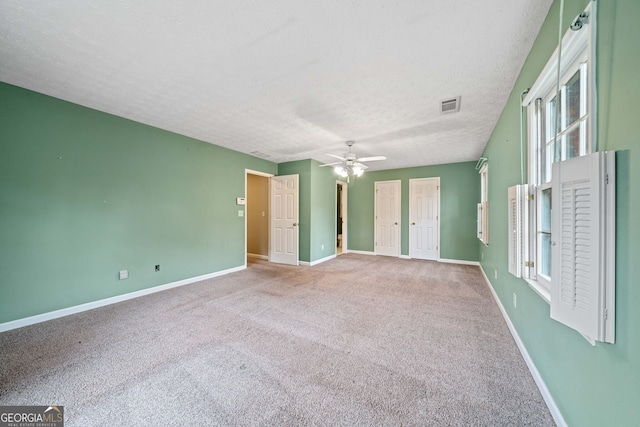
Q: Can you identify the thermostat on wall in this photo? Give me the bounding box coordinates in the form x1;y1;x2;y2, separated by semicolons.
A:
236;197;246;205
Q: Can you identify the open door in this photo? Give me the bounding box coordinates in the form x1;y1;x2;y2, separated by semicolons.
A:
270;174;299;265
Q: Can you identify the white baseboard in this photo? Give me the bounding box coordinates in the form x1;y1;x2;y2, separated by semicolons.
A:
299;254;337;267
439;258;480;266
0;265;246;333
346;250;375;256
247;253;268;260
344;253;479;265
479;266;567;427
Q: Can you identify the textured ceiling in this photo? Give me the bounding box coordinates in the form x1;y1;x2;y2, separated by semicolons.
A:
0;0;552;171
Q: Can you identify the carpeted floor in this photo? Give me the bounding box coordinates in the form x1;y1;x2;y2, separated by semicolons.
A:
0;254;555;426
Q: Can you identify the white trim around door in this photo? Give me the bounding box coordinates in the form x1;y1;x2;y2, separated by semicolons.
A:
245;169;274;267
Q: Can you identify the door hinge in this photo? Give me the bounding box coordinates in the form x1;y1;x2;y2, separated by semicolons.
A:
605;173;609;185
526;194;534;201
604;308;608;320
525;261;534;268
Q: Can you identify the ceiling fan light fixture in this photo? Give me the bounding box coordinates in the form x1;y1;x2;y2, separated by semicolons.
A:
335;166;349;177
321;140;385;179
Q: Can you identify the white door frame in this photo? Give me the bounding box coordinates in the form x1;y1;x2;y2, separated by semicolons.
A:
374;180;401;257
336;180;347;255
244;169;274;267
409;177;440;260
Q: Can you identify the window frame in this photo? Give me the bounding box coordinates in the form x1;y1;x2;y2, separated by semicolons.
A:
522;2;595;303
478;163;489;246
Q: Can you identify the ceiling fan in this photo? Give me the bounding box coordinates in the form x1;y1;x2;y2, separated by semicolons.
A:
319;141;386;179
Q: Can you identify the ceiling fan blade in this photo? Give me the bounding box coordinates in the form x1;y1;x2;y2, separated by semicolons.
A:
326;153;346;161
353;162;369;169
357;156;387;162
319;161;343;167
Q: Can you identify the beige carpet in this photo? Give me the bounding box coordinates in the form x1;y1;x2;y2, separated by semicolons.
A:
0;254;554;426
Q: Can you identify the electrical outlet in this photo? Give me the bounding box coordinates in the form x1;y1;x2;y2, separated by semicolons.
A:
155;265;160;272
481;252;484;260
494;269;498;279
321;244;324;251
119;270;128;280
513;292;517;308
238;210;244;217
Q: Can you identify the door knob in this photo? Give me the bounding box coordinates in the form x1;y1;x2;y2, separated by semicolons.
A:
412;222;416;225
394;222;398;225
293;223;298;226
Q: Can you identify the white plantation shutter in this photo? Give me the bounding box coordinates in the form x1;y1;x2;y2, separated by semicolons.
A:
481;201;489;245
508;185;528;278
477;201;489;245
507;185;524;277
477;203;483;240
550;152;615;344
477;164;489;245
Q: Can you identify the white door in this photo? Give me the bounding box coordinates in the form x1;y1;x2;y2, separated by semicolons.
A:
270;174;299;265
375;180;401;257
409;178;440;260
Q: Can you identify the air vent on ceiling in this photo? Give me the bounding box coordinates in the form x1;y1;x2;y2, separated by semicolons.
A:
250;150;270;158
440;96;461;114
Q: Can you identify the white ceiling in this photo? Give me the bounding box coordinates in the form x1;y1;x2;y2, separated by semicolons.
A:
0;0;552;171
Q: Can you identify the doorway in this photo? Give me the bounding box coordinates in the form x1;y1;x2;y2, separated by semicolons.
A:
245;170;272;264
245;170;300;266
336;181;347;255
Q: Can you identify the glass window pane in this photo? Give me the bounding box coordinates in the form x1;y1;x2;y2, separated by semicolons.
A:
566;70;581;127
540;232;552;277
565;125;581;160
541;188;551;233
547;96;559;142
540;187;552;278
543;142;553;184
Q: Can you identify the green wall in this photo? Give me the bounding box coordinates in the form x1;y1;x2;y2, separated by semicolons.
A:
479;0;640;425
347;162;479;262
309;160;339;262
0;82;277;324
278;159;337;263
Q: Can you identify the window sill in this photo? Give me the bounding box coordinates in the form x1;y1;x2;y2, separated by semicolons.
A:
524;278;551;304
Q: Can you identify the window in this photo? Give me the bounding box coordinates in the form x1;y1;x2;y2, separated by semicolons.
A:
525;15;592;291
511;3;616;344
477;162;489;245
